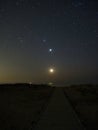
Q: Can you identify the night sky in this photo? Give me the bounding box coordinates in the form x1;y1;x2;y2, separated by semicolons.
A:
0;0;98;85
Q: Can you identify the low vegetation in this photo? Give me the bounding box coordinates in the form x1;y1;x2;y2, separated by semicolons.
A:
64;84;98;130
0;84;53;130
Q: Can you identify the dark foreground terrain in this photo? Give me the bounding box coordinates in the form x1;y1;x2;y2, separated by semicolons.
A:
0;84;98;130
0;84;54;130
34;87;84;130
64;84;98;130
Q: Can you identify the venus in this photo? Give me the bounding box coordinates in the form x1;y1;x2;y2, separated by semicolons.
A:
49;68;54;73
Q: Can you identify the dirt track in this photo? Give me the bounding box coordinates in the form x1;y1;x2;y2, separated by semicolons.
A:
34;87;85;130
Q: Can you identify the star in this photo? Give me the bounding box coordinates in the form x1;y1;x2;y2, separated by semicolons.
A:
42;39;46;43
49;48;53;53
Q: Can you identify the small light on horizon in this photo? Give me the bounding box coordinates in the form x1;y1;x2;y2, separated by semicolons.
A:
29;82;32;85
48;82;53;86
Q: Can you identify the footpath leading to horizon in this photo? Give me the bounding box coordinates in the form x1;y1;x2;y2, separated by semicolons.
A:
34;87;85;130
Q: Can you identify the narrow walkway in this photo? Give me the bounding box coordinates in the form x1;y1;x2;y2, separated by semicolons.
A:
34;87;85;130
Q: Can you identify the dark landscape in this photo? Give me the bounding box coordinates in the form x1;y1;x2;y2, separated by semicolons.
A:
64;84;98;130
0;84;98;130
0;84;54;130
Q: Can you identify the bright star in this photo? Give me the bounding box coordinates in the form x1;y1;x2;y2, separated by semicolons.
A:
49;48;53;52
